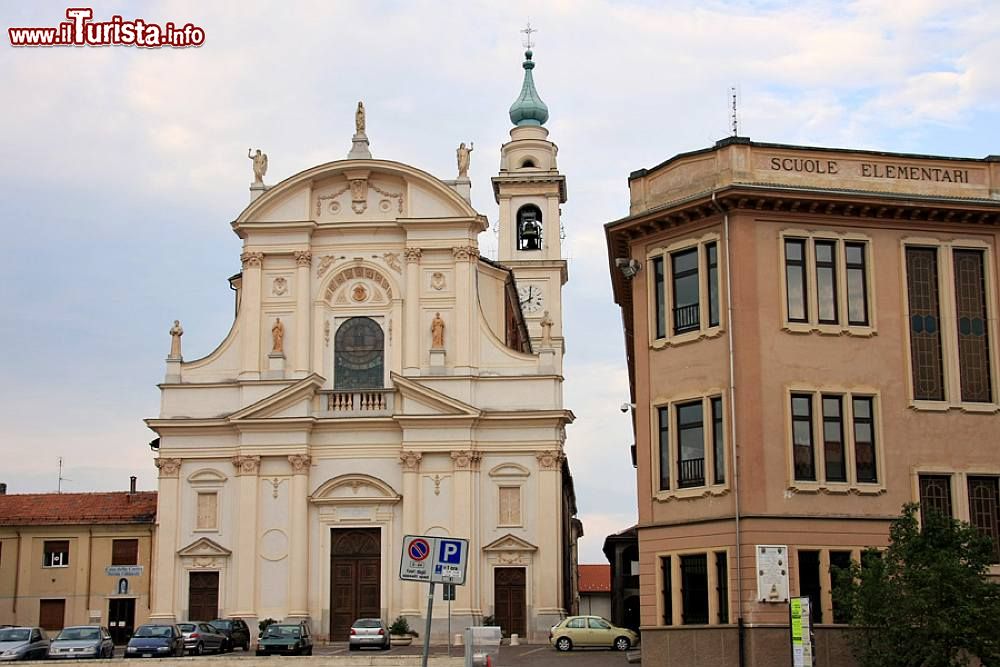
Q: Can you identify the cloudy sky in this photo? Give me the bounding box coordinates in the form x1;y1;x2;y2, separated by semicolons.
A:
1;0;998;563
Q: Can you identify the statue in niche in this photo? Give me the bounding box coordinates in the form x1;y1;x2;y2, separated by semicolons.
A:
355;101;366;135
272;317;285;354
168;320;183;359
431;312;445;349
456;142;474;179
247;148;267;185
539;311;554;347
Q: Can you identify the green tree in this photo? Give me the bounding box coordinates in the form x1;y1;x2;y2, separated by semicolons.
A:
835;503;1000;667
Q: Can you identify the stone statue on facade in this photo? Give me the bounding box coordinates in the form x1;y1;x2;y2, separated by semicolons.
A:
168;320;183;359
431;312;445;349
457;142;474;179
355;101;366;135
248;148;267;185
539;311;554;347
272;317;285;354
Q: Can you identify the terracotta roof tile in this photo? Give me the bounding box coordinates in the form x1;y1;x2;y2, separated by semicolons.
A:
578;564;611;593
0;491;157;526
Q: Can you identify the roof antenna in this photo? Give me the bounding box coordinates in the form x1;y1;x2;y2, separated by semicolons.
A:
730;86;739;137
57;456;71;493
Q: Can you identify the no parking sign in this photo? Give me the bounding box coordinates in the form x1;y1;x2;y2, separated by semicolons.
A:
400;535;468;584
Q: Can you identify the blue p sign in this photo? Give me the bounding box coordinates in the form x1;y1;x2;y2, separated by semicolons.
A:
439;539;462;564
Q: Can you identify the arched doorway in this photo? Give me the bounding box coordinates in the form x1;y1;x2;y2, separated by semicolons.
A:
329;528;381;640
334;317;384;389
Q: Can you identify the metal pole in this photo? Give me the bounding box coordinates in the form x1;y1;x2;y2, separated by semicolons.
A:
421;582;435;667
447;592;452;658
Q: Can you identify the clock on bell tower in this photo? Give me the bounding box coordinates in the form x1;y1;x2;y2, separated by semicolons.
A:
492;46;568;357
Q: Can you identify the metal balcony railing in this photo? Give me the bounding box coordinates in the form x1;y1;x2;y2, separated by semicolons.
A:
673;303;700;334
318;389;394;418
677;457;705;488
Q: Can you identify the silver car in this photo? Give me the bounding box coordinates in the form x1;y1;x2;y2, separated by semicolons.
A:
176;623;226;655
48;626;114;659
348;618;390;651
0;627;50;661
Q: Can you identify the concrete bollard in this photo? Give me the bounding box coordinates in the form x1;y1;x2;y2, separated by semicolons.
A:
509;633;520;646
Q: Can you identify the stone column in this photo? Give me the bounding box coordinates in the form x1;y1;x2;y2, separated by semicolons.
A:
534;450;565;627
239;252;264;380
293;251;312;376
399;451;422;615
450;450;480;621
403;249;421;375
287;454;311;618
232;455;261;617
150;458;182;621
451;245;476;372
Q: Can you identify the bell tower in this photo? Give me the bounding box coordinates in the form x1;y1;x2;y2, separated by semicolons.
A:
492;46;568;352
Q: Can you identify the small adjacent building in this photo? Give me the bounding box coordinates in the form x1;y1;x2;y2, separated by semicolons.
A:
602;525;639;631
576;564;611;619
606;138;1000;666
0;482;156;641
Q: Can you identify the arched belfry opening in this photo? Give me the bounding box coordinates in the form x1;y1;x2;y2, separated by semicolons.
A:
334;317;384;389
516;204;543;251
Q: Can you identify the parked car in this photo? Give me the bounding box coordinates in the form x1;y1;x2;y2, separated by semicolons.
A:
124;624;184;658
549;616;638;652
209;618;251;651
176;623;226;655
47;626;114;659
349;618;390;651
255;622;312;656
0;627;50;661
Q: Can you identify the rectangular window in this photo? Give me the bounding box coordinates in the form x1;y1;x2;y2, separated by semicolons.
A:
797;550;823;624
852;397;877;483
498;487;521;526
111;539;139;566
845;243;869;325
196;493;218;530
43;540;69;568
672;248;700;334
918;474;953;522
967;477;1000;563
658;406;670;491
785;239;808;322
953;250;993;403
652;256;666;339
676;401;705;488
711;397;725;485
660;556;672;625
829;551;853;624
680;554;709;625
791;394;815;481
706;242;720;327
815;241;839;324
39;599;66;631
715;552;729;624
822;395;846;482
906;247;945;400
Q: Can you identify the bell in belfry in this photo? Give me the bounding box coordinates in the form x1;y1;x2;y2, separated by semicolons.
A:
518;208;541;250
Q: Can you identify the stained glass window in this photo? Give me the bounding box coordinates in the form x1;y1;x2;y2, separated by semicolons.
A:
953;250;993;402
905;248;945;400
334;317;384;390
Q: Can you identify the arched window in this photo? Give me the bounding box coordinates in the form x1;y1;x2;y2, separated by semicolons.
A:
520;158;537;169
334;317;384;390
516;204;543;251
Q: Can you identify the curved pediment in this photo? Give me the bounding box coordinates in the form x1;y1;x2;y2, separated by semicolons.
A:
489;463;531;478
186;468;228;485
310;474;401;505
235;159;481;226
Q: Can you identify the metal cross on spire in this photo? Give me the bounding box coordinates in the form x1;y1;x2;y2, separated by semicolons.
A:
521;21;537;49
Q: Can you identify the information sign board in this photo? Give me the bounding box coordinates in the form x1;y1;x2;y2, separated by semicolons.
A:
399;535;468;585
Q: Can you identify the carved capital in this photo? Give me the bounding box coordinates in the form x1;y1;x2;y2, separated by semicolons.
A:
240;251;264;268
451;450;483;470
154;457;182;478
536;450;565;470
399;451;423;472
287;454;312;474
232;455;261;476
294;250;312;267
451;245;478;262
404;248;422;263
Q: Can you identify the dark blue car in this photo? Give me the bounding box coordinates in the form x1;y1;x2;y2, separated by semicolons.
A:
124;625;184;658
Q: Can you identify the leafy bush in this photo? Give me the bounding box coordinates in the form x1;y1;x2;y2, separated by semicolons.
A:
258;618;277;635
389;616;417;637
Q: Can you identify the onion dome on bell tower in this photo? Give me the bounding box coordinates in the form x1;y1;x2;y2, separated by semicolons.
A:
508;49;549;127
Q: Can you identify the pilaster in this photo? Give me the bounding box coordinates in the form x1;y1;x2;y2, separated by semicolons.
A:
150;457;182;621
403;249;422;375
231;455;260;616
534;450;564;617
399;451;422;614
239;251;264;380
293;251;312;376
450;450;481;615
287;454;311;618
452;246;476;373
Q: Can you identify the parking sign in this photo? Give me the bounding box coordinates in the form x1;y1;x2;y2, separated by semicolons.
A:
399;535;468;585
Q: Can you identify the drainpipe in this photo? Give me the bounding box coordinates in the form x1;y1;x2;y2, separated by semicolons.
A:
711;191;744;667
13;531;21;615
85;528;94;624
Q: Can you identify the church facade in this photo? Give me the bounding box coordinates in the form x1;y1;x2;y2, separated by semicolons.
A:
146;51;578;642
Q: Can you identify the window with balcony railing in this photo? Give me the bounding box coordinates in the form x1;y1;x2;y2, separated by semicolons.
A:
655;395;727;498
649;237;723;344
